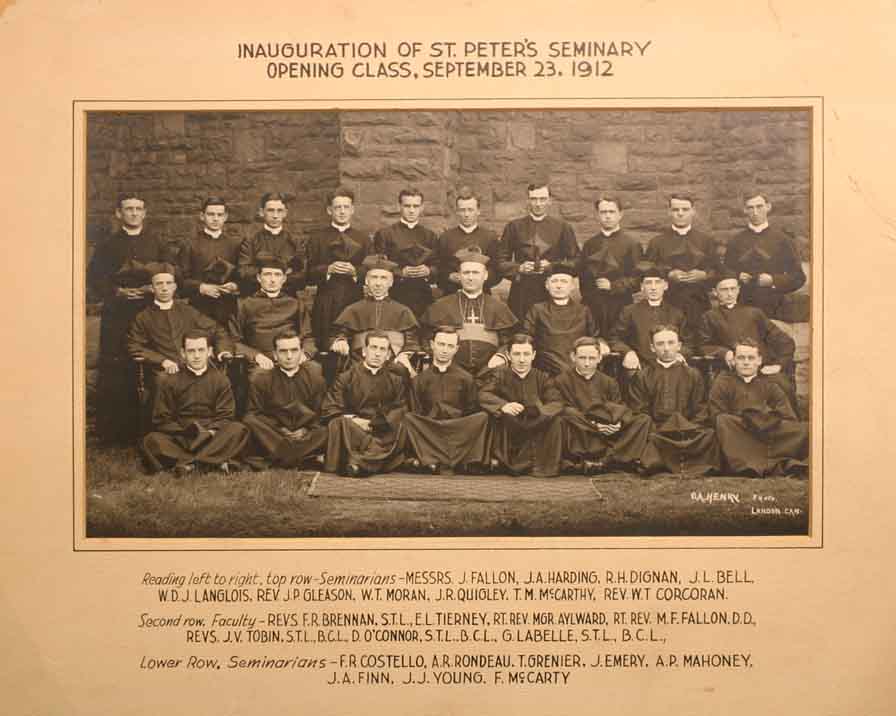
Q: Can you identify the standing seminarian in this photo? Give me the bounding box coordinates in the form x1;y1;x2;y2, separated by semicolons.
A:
87;192;172;444
322;331;410;478
436;188;503;295
725;190;806;319
478;334;565;477
523;262;604;377
420;248;518;378
646;194;717;328
141;331;249;476
237;192;306;297
177;197;243;327
554;337;651;475
709;338;808;476
305;187;371;354
242;328;329;469
329;254;421;375
373;187;439;319
579;195;641;338
499;181;579;322
402;326;491;475
628;325;719;476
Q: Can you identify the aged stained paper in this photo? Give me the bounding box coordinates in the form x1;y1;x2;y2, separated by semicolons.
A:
1;1;893;713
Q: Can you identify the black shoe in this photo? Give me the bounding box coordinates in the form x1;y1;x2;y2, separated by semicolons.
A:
424;463;440;475
173;463;195;478
583;460;609;477
402;458;422;472
344;463;369;479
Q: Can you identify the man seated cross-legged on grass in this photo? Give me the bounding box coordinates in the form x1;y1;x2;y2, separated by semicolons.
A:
141;330;249;477
401;326;490;475
628;325;720;477
554;337;651;476
242;327;329;470
321;330;410;478
709;338;809;477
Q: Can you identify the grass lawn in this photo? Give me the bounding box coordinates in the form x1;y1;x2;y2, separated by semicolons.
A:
84;438;809;539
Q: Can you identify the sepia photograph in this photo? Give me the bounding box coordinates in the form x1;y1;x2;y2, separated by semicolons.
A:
78;105;817;539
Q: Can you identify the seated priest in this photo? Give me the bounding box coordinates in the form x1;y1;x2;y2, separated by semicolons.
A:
321;330;410;478
242;327;329;469
709;338;809;477
699;271;797;401
554;337;651;475
420;248;518;378
402;326;490;475
128;262;233;375
628;325;720;476
478;333;565;477
330;254;421;376
523;261;607;376
229;254;316;376
141;330;249;476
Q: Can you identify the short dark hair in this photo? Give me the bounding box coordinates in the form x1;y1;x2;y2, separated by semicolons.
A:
668;193;696;206
455;187;480;207
432;325;460;342
259;192;290;208
272;327;301;349
527;182;550;194
509;333;536;349
649;324;680;342
117;192;144;208
327;187;355;205
202;197;227;211
572;336;601;354
182;330;210;348
742;188;771;204
365;329;391;347
398;188;423;203
594;195;623;211
734;337;763;355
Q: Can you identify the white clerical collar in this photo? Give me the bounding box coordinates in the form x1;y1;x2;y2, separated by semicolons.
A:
432;361;451;373
203;228;222;239
187;365;208;377
722;302;737;310
458;224;478;234
647;299;663;307
575;368;596;380
601;227;621;237
279;365;300;377
657;358;678;368
331;223;351;232
528;213;547;222
370;294;388;301
154;300;174;310
264;224;283;235
363;362;382;374
511;367;532;379
748;222;769;233
740;374;757;383
552;298;570;306
122;226;143;236
461;290;483;300
671;225;692;236
400;219;418;230
261;290;282;299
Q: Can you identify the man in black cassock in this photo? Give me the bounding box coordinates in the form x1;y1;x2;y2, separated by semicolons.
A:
237;192;306;297
305;187;371;354
725;190;806;319
699;272;796;400
628;325;720;476
242;328;328;469
478;334;565;477
229;255;316;376
554;337;651;475
499;182;579;321
372;187;438;319
709;339;808;477
330;255;420;375
141;331;249;476
420;248;518;378
402;326;490;475
645;194;718;328
87;193;175;444
579;195;641;338
436;188;503;296
321;331;410;478
176;197;243;327
523;261;604;376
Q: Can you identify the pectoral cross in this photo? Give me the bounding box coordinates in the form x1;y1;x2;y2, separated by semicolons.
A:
468;307;480;323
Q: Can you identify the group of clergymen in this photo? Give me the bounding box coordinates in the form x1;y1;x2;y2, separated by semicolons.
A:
87;181;810;478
